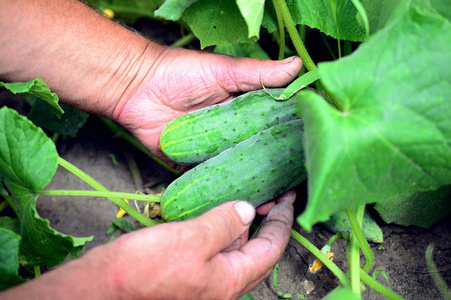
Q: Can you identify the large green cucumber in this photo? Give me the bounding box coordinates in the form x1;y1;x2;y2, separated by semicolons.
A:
159;89;301;165
161;119;306;221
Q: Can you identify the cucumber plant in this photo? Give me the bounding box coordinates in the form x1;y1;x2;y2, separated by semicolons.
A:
1;0;451;299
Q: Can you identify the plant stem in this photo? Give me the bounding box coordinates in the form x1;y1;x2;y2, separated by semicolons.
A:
0;200;9;214
425;243;451;300
359;269;405;300
170;33;195;47
37;190;161;202
347;207;375;273
273;0;316;71
34;265;41;278
347;209;361;295
290;229;350;287
123;151;143;191
0;194;21;222
57;157;158;227
273;0;344;111
271;0;286;60
98;117;181;176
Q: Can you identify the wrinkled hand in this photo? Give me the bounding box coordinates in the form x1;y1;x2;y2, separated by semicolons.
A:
114;47;303;167
105;189;296;300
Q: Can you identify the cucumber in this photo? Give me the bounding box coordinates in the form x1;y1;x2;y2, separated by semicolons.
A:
323;209;384;243
161;119;306;221
159;89;301;165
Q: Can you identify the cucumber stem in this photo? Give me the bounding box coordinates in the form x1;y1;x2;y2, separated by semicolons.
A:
359;269;405;300
0;200;9;214
347;209;361;295
290;229;350;287
347;207;375;273
57;157;158;227
170;33;195;47
271;0;286;60
37;190;161;202
273;0;316;71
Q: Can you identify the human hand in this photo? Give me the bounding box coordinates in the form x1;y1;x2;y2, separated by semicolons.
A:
101;189;296;300
113;46;303;167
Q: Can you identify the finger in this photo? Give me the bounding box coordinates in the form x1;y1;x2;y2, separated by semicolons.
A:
219;56;303;93
255;188;297;215
212;201;294;297
255;201;276;215
221;229;250;253
185;201;255;259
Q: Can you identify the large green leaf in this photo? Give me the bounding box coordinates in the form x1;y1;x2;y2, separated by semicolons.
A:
155;0;199;21
361;0;451;34
236;0;265;39
0;228;26;291
214;43;270;60
285;0;366;42
14;193;93;267
0;107;92;267
27;96;90;138
297;6;451;230
0;79;63;118
375;185;451;228
0;107;58;195
182;0;255;48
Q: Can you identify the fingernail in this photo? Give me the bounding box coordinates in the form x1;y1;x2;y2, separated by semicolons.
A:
234;201;255;225
279;56;296;64
266;202;291;220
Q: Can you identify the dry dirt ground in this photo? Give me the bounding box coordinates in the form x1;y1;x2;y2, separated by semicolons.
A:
2;17;450;300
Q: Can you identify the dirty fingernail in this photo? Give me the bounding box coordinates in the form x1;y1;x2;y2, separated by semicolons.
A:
278;56;296;64
234;201;255;225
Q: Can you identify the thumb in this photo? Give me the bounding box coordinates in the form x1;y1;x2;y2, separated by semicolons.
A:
187;201;255;259
222;56;303;93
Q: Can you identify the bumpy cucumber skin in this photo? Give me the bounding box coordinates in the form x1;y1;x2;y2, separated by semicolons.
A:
323;209;384;243
159;89;301;165
161;119;306;221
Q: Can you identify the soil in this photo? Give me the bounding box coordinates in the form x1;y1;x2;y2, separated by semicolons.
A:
1;16;450;300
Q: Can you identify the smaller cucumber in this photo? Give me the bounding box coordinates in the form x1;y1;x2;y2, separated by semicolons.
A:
159;89;301;165
161;119;306;221
323;209;384;243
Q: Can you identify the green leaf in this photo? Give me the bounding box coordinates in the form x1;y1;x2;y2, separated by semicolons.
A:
0;228;26;291
0;79;63;118
155;0;199;21
238;294;256;300
111;217;140;232
214;43;270;60
0;107;58;195
13;193;93;267
361;0;451;35
0;107;92;267
285;0;366;42
375;185;451;228
182;0;256;48
27;96;90;138
372;269;389;283
0;217;21;235
322;287;362;300
236;0;265;39
297;7;451;230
